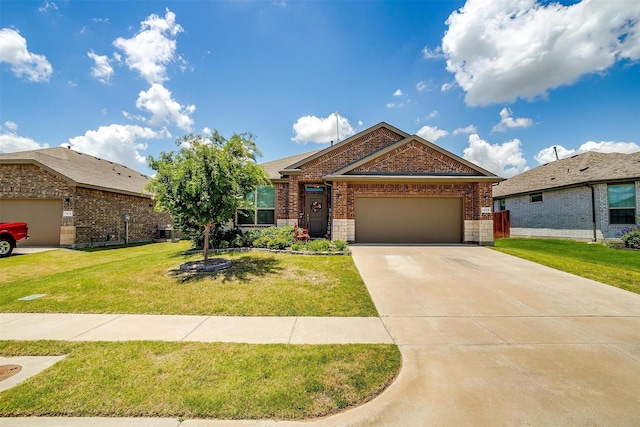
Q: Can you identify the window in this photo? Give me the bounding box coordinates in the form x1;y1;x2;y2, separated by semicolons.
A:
608;183;636;225
530;193;543;203
237;186;275;225
499;199;506;211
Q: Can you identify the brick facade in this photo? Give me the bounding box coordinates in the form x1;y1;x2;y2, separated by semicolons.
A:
0;163;172;247
352;140;479;175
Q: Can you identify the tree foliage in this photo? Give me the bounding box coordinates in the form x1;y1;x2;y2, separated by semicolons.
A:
147;131;270;259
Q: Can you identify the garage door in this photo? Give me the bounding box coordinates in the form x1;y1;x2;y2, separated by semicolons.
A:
0;199;61;246
355;197;462;243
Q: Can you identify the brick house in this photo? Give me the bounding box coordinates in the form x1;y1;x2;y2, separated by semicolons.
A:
492;151;640;241
252;122;502;244
0;147;173;248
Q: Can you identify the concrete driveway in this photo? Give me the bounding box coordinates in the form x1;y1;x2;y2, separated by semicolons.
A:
320;245;640;426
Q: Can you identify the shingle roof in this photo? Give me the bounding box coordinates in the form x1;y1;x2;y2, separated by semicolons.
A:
259;150;320;180
0;147;154;197
493;151;640;198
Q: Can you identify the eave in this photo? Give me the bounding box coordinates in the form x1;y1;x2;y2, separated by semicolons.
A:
323;174;504;184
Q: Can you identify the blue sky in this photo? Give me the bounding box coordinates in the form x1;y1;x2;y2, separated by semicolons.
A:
1;0;639;177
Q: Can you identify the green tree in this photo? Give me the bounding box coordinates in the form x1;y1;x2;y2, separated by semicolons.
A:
147;131;270;261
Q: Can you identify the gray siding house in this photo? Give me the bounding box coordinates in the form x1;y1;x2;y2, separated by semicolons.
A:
492;151;640;241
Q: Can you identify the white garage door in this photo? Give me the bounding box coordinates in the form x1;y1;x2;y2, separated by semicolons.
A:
355;197;463;244
0;199;61;246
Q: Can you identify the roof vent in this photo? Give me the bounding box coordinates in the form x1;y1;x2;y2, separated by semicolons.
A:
550;177;555;180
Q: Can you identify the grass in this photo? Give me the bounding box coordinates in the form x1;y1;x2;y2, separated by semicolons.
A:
0;340;401;419
492;238;640;294
0;241;377;316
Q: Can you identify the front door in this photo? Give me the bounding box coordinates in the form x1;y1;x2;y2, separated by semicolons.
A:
305;193;327;238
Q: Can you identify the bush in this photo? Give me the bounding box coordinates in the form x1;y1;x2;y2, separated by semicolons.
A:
251;226;295;250
307;239;331;252
334;240;347;251
290;241;307;251
620;226;640;249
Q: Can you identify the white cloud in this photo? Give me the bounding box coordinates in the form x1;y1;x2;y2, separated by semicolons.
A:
113;8;183;84
135;83;195;131
38;1;58;13
0;28;53;82
535;140;640;164
87;50;114;83
416;81;430;92
492;108;533;132
441;0;640;106
441;81;456;92
422;46;443;59
0;121;49;152
416;125;449;142
291;113;356;144
463;134;528;177
65;124;170;169
453;124;477;135
393;89;403;96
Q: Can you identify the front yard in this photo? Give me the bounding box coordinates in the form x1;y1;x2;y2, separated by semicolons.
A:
492;238;640;294
0;241;376;316
0;242;399;420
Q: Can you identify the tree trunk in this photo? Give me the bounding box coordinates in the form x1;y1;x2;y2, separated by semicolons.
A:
203;222;211;262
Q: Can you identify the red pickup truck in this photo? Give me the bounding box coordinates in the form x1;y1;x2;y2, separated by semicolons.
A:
0;222;29;257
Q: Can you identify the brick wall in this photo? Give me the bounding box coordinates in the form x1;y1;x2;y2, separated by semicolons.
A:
300;127;404;179
74;187;172;246
353;140;479;175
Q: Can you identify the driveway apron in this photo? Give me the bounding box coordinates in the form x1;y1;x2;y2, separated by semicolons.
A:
323;244;640;426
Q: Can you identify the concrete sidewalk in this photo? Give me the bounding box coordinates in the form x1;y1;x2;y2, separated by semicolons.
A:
0;313;392;344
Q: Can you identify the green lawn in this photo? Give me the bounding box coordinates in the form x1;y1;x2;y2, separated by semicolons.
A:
492;238;640;294
0;340;401;420
0;241;377;316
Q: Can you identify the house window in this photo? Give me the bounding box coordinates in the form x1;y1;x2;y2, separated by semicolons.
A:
499;199;506;211
608;183;636;225
237;186;275;225
530;193;543;203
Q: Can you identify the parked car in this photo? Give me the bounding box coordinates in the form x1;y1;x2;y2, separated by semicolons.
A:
0;222;29;257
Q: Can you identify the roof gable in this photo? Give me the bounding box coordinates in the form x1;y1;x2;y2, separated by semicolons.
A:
282;122;409;179
493;151;640;198
0;147;153;197
332;136;497;177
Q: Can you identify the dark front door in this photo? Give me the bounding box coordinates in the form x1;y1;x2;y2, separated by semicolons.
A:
305;193;327;238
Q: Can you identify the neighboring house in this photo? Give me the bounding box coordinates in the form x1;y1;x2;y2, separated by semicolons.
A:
492;151;640;241
252;122;502;244
0;147;173;248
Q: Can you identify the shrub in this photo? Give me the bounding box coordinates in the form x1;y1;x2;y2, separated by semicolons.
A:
334;240;347;251
250;226;295;250
620;226;640;249
291;241;307;252
307;239;331;252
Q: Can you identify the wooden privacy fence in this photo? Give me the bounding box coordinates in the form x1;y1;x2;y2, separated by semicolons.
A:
493;210;510;239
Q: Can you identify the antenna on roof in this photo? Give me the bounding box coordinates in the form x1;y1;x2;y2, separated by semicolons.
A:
553;146;559;161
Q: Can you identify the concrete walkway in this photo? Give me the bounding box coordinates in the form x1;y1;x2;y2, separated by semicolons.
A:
0;314;391;344
2;245;640;426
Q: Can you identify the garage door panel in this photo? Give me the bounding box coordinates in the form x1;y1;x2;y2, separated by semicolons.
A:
0;199;61;246
355;197;462;244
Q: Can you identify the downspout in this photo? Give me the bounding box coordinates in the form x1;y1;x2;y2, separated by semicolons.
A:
586;183;597;242
324;181;333;241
